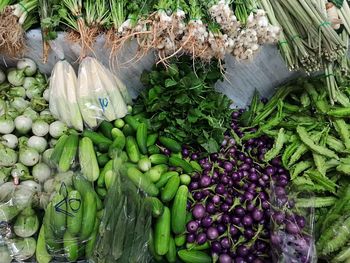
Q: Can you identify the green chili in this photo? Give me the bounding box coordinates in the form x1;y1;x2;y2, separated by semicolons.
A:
296;126;339;160
252;85;295;125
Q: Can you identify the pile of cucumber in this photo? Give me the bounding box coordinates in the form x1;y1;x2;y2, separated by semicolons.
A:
37;175;102;262
47;108;206;263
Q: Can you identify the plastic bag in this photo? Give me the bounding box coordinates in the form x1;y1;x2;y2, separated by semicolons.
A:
35;172;102;262
77;57;128;129
0;182;39;262
270;182;317;263
93;151;152;263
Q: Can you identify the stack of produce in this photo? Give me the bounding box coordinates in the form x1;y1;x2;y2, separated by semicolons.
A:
240;70;350;262
49;57;130;130
0;58;63;261
0;0;281;63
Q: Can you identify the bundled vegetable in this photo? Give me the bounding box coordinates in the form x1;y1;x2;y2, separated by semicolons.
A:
0;0;38;56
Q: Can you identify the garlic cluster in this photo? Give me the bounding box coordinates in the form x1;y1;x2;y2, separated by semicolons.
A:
112;2;280;62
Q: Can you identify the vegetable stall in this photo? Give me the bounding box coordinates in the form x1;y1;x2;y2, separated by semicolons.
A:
0;0;349;263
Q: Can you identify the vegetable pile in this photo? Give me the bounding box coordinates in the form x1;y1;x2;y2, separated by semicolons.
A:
135;56;233;153
0;0;281;63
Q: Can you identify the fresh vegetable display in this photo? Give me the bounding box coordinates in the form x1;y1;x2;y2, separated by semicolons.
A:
0;2;350;258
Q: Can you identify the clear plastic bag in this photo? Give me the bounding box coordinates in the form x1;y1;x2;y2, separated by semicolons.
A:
270;183;317;263
0;182;39;262
92;151;152;263
77;57;128;129
35;172;102;262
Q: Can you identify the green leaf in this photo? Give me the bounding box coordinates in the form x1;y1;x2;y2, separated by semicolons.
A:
165;78;177;88
201;138;219;153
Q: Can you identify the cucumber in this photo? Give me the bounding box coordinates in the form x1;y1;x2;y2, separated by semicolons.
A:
97;142;109;153
58;134;79;172
66;190;83;236
82;130;112;145
124;115;141;131
110;128;126;150
147;133;158;147
50;134;69;165
114;119;125;129
79;137;100;182
126;136;140;163
174;234;186;247
180;174;191;185
36;226;52;263
136;122;148;154
155;171;179;188
63;231;79;262
148;230;163;262
104;168;114;190
159;136;181;153
85;217;99;258
80;191;97;240
147;197;164;218
126;167;159;196
51;193;67;237
148;145;161;154
149;154;169;165
97;153;110;167
111;127;125;139
186;242;210;250
189;161;202;172
96;187;107;199
43;203;61;253
166;235;177;263
161;175;180;202
171;185;188;234
145;164;168;183
169;156;194;173
97;160;113;188
99;120;114;139
122;124;134;136
154;206;171;255
178;250;211;263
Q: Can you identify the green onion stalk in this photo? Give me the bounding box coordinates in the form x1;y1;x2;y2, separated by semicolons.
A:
181;0;209;59
60;0;88;59
84;0;110;53
38;0;60;63
0;0;13;12
149;0;175;58
0;0;38;57
107;0;126;48
234;0;258;25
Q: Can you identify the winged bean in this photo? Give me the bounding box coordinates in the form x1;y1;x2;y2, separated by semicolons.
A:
334;119;350;149
291;161;313;180
264;128;285;162
297;126;339;160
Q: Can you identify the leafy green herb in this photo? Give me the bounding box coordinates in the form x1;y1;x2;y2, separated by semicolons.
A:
136;56;233;153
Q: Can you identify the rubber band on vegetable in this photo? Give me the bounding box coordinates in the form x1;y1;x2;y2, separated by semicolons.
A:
278;40;289;46
291;35;302;42
18;2;28;13
318;21;332;29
